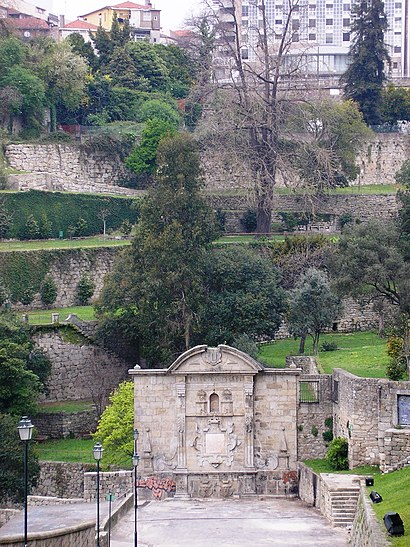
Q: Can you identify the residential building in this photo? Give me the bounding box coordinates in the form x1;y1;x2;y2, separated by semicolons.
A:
216;0;410;79
79;1;161;43
0;0;59;39
60;19;99;44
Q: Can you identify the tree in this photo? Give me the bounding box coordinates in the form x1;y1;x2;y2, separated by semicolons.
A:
196;1;369;233
125;118;177;178
40;276;57;307
287;268;341;354
98;208;110;239
0;312;50;415
92;14;131;68
93;380;134;467
380;84;410;125
329;219;410;365
0;198;12;239
66;32;98;71
198;247;286;345
342;0;390;125
76;275;95;305
97;133;219;366
0;413;40;504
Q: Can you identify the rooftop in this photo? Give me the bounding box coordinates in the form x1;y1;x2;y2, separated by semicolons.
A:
63;19;99;30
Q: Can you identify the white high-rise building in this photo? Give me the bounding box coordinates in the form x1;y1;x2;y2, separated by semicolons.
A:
236;0;410;78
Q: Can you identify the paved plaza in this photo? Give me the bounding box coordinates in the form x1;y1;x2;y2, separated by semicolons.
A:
111;497;349;546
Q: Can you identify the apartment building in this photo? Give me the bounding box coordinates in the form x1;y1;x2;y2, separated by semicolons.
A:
221;0;409;78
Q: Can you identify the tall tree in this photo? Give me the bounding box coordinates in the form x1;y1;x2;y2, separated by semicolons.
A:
97;133;219;366
288;268;341;354
342;0;390;125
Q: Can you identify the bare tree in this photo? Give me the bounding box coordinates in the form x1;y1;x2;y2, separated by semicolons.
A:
193;0;369;233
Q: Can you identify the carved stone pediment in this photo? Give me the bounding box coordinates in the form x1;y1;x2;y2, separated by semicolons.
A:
168;345;264;375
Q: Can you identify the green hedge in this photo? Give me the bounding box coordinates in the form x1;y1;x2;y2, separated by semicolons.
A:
1;191;140;239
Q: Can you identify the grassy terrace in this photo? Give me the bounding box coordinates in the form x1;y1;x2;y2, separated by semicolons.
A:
0;236;130;252
258;331;389;378
27;306;96;324
36;438;95;464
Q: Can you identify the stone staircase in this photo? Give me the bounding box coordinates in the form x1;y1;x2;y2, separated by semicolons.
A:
328;485;361;527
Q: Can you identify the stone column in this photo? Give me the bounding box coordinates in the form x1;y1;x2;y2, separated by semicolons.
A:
244;378;254;468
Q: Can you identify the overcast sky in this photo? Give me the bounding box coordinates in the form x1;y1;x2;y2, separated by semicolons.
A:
53;0;202;32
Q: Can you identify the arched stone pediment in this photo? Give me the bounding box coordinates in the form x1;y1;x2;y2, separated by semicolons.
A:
167;344;265;375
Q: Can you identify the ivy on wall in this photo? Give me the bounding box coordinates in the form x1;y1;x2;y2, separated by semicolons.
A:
0;190;140;239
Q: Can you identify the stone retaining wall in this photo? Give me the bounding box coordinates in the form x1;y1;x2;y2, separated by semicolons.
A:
0;523;95;547
5;144;136;194
33;462;93;499
382;428;410;472
202;133;410;190
350;484;390;547
84;470;133;502
333;369;410;468
297;375;333;460
297;463;330;521
33;329;130;403
0;512;18;530
34;410;98;439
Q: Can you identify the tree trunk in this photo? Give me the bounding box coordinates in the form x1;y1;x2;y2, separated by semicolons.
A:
256;205;272;235
313;332;320;355
50;105;57;133
299;334;306;354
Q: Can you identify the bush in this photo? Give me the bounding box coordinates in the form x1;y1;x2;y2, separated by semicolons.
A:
231;334;259;359
40;276;57;307
339;212;353;229
325;437;349;470
120;219;133;236
386;357;407;380
77;275;95;304
21;215;40;240
321;341;338;352
240;209;257;232
20;286;34;305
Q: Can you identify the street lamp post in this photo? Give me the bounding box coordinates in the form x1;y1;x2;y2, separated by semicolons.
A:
133;429;140;547
18;416;34;547
93;442;104;547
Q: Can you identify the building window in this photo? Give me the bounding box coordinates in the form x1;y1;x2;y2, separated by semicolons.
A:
395;2;402;8
325;3;334;8
343;32;350;41
326;33;333;43
393;62;398;68
242;5;249;16
309;19;316;27
292;19;300;30
308;33;316;40
326;18;333;25
241;48;248;59
210;393;219;413
275;19;282;24
394;45;402;53
343;4;350;11
343;17;350;26
292;33;300;42
300;381;320;403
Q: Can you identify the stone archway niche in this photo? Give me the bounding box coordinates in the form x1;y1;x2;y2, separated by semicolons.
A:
129;345;299;498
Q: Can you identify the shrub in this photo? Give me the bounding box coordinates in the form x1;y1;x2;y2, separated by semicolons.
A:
386;357;407;380
326;437;349;470
21;215;40;240
39;213;52;239
311;425;318;437
321;341;338;352
40;276;57;307
240;209;257;232
20;286;35;305
77;275;95;304
322;430;334;443
120;219;133;236
231;334;259;359
339;212;353;229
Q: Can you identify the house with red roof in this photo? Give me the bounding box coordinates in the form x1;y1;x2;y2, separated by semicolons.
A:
60;19;99;44
78;1;161;43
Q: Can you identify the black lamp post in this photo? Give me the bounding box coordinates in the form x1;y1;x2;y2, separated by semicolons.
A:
93;442;104;547
18;416;34;547
133;428;140;547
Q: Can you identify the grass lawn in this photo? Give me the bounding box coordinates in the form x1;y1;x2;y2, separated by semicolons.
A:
367;466;410;546
258;331;389;378
36;438;95;464
304;459;380;476
27;306;95;324
216;234;287;244
37;400;94;413
275;184;401;196
0;236;131;252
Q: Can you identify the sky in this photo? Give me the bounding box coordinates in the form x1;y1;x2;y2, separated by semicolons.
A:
53;0;202;33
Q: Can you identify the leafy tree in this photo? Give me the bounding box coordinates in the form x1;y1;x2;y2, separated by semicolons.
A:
126;42;169;91
39;213;52;239
138;99;180;127
155;43;197;97
0;37;26;71
326;437;349;470
76;275;95;305
92;14;131;68
0;312;50;415
0;413;40;504
380;84;410;125
120;219;133;236
0;198;12;239
97;133;219;366
342;0;390;125
93;380;134;467
22;215;40;240
125;118;177;177
395;159;410;187
40;276;57;307
287;268;341;354
66;32;98;70
198;247;286;345
0;66;46;130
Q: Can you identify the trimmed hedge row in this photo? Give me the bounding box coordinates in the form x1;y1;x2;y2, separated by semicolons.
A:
1;190;140;239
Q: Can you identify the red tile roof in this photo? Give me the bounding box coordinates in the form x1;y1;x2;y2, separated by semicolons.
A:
63;19;99;30
6;17;49;30
112;2;150;8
